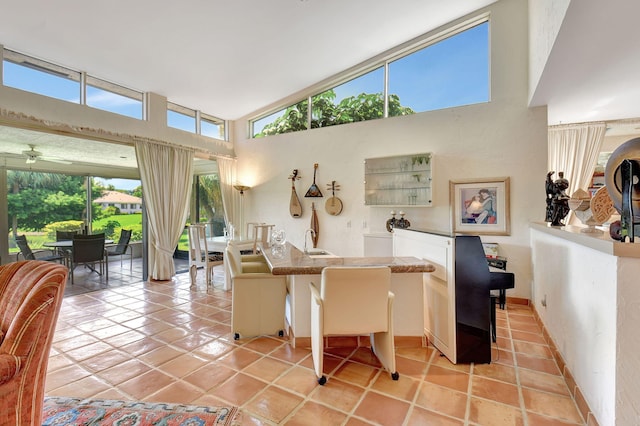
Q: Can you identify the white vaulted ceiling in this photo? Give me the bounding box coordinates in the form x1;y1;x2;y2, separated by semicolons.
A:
2;0;640;171
0;0;498;121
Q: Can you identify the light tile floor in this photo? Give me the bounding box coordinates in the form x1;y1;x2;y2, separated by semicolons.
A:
46;263;586;425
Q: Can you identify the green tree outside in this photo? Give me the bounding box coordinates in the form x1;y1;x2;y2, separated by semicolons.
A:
255;90;414;137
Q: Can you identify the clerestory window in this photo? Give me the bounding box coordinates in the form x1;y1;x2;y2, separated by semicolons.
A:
251;18;489;138
167;102;226;141
3;49;81;103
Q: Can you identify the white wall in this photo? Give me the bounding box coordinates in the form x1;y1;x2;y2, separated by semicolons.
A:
233;0;547;300
528;0;570;105
530;226;640;425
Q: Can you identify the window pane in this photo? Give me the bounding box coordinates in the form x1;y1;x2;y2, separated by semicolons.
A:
253;100;308;137
201;117;225;140
388;21;489;115
253;110;285;137
7;171;87;255
86;76;143;119
312;67;384;128
168;109;196;133
3;59;80;103
92;178;143;241
87;85;143;119
196;172;225;236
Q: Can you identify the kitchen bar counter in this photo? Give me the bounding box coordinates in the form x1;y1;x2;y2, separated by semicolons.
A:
261;242;433;347
262;242;434;275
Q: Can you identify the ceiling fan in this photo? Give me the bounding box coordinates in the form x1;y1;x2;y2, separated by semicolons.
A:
21;145;71;165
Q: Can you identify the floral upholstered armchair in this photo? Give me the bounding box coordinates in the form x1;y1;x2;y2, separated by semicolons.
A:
0;260;68;425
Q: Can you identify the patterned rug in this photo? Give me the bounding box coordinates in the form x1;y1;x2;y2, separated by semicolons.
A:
42;397;240;425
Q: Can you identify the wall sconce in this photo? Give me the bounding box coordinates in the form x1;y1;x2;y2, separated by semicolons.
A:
233;184;250;195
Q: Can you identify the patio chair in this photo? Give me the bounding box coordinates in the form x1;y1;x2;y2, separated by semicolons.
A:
106;229;133;268
14;235;65;264
56;230;78;241
70;233;107;284
55;230;78;266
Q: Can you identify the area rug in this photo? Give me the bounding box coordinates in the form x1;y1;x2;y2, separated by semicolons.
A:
42;396;240;425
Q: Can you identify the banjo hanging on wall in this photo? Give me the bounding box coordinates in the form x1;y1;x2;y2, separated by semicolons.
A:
325;180;343;215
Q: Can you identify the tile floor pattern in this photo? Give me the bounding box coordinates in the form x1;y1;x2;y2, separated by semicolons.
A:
46;266;586;425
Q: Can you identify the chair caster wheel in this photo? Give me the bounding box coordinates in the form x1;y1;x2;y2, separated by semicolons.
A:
318;376;327;385
234;333;240;340
391;372;399;380
278;330;284;337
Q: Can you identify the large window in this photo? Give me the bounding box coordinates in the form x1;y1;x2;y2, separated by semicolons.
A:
6;172;142;255
251;18;489;138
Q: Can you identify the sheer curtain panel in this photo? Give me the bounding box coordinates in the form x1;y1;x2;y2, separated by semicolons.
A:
217;157;238;237
548;122;606;194
548;122;606;223
136;142;194;280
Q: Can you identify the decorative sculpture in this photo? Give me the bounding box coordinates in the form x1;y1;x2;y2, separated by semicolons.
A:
386;210;410;232
604;137;640;242
568;187;615;233
545;171;571;226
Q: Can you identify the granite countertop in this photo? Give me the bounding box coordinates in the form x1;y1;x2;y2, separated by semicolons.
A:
261;242;435;275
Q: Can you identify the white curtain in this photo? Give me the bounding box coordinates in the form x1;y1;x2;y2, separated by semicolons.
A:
548;122;606;224
548;122;606;195
136;141;194;280
217;156;238;235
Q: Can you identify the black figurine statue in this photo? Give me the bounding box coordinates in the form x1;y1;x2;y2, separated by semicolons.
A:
545;171;571;226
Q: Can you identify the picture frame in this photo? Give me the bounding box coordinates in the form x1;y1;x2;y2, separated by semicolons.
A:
450;177;510;235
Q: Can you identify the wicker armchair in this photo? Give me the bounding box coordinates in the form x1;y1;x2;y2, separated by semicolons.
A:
0;260;68;425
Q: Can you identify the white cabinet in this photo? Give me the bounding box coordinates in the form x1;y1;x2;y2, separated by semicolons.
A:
364;153;432;207
393;229;456;362
363;233;393;256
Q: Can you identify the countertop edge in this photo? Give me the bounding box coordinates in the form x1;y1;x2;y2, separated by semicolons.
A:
262;243;435;275
529;221;640;258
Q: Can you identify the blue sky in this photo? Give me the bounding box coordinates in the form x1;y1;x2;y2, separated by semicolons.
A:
94;178;140;191
333;22;489;111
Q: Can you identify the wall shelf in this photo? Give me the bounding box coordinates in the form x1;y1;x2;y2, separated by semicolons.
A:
364;153;432;207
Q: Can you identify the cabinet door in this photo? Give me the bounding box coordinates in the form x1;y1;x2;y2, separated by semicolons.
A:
364;153;432;206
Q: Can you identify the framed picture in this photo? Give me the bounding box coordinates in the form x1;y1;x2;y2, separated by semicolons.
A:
450;177;510;235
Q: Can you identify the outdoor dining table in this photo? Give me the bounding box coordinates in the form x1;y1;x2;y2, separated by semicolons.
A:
43;239;114;248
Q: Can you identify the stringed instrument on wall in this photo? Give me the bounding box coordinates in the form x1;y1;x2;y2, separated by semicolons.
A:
325;180;343;216
305;163;323;198
289;169;302;218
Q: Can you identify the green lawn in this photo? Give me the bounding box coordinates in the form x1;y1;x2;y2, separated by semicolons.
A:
11;214;195;254
11;214;144;253
93;213;142;228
